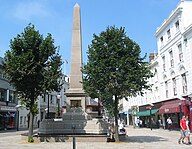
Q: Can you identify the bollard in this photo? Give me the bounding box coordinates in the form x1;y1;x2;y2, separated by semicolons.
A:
73;136;76;149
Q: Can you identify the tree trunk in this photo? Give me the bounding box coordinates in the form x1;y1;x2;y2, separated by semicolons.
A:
114;94;119;142
28;111;34;141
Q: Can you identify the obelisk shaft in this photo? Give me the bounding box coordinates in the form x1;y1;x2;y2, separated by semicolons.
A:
70;3;83;90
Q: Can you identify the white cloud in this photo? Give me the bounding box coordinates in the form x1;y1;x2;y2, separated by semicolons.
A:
13;1;50;21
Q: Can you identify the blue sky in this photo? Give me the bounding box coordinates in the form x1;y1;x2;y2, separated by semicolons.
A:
0;0;180;75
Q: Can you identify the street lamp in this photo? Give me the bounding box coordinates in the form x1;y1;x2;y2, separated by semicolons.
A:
146;103;154;131
15;105;22;131
179;102;182;119
57;95;61;118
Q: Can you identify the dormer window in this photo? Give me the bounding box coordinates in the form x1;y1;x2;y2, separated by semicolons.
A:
167;29;171;39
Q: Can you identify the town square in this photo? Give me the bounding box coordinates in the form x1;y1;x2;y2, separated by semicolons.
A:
0;0;192;149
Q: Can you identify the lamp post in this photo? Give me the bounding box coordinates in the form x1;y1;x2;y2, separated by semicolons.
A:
149;107;152;131
72;124;76;149
71;108;76;149
15;105;22;131
146;103;154;131
57;95;61;118
179;102;182;119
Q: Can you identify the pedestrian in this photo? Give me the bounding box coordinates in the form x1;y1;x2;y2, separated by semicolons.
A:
166;117;172;131
178;115;190;145
119;120;126;134
139;119;143;127
185;116;191;145
136;118;140;127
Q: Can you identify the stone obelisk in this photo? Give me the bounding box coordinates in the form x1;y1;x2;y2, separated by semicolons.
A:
65;3;86;111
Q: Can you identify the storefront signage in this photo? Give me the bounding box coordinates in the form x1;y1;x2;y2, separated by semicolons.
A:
164;108;169;113
0;106;16;111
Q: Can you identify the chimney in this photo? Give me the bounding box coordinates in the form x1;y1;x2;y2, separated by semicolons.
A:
149;53;157;62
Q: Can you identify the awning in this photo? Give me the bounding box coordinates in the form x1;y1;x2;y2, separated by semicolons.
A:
159;103;181;114
135;109;159;116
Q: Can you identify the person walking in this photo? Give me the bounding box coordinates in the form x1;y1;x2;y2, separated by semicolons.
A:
178;115;191;145
167;117;172;131
185;116;191;145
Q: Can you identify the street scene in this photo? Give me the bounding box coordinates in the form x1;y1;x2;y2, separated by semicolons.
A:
0;127;191;149
1;0;192;148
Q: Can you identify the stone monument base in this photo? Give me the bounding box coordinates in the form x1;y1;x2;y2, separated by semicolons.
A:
37;107;109;141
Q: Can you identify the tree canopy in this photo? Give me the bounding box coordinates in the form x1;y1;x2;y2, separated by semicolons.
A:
82;26;153;141
3;24;63;141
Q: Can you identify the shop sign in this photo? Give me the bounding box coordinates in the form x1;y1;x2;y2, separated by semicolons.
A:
164;108;169;113
0;106;16;111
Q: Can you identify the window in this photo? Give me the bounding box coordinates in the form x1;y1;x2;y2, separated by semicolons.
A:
0;88;6;101
167;29;171;39
165;81;168;98
42;94;46;102
9;90;16;103
162;56;166;71
172;78;177;96
24;116;26;125
50;95;53;104
182;73;187;94
175;20;180;32
178;44;183;62
160;36;164;46
70;100;81;107
169;50;174;68
20;116;23;125
92;106;99;112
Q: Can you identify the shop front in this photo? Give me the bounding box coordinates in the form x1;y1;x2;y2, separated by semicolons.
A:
0;106;17;130
136;103;162;129
158;98;188;130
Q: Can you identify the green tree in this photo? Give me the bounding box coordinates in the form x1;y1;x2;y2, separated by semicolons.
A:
3;24;63;142
82;26;153;142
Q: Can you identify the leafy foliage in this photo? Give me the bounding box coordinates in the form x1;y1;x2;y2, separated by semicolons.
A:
3;24;63;141
82;26;153;141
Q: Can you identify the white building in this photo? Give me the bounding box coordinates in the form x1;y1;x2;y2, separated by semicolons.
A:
18;75;69;130
122;0;192;130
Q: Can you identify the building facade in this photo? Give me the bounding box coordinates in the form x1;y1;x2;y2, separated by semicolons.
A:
0;57;18;130
18;75;69;130
0;56;69;130
123;0;192;130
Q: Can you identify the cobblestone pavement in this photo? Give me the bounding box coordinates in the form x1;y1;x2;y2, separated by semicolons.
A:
0;127;191;149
